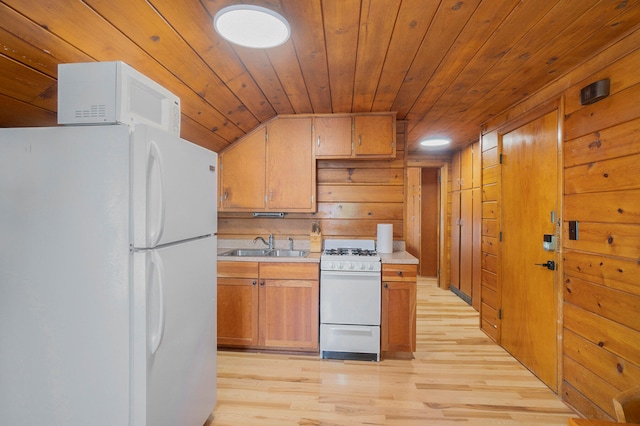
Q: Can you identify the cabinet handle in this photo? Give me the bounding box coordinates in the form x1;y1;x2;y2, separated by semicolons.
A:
269;191;273;201
358;135;362;146
317;136;321;147
224;191;228;200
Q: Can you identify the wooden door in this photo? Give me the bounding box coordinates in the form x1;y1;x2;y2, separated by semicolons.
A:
314;116;352;157
459;189;473;299
450;190;461;289
501;110;559;391
353;114;395;157
219;128;266;210
266;117;314;211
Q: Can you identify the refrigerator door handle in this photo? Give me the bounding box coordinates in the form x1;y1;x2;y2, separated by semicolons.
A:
147;141;166;247
149;250;165;355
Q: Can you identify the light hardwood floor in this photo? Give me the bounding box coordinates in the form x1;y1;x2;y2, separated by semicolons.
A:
209;277;576;425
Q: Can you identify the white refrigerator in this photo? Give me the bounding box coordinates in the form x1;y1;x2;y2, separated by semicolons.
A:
0;123;218;425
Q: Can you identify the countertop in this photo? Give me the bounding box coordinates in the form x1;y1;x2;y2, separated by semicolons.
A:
217;249;418;265
379;251;419;265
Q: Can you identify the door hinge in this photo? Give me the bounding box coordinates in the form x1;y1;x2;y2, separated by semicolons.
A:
499;153;503;164
498;308;502;320
499;231;503;242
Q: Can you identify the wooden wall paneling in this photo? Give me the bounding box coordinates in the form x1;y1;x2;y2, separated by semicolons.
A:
563;328;640;392
0;94;56;128
317;184;404;202
405;167;421;260
564;117;640;169
480;129;501;341
560;46;640;419
564;276;640;333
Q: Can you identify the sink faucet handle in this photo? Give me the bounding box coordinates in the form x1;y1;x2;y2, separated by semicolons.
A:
288;237;294;250
268;234;274;249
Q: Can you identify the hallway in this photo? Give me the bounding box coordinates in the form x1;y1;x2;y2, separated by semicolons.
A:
210;277;576;425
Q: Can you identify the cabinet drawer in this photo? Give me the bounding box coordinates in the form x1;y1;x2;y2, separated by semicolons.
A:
218;261;259;278
259;262;319;280
382;264;417;281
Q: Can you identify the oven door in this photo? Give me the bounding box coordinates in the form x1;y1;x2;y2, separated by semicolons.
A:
320;270;380;325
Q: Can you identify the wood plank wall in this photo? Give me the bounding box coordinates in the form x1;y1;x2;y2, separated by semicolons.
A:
217;122;407;242
561;47;640;421
476;29;640;420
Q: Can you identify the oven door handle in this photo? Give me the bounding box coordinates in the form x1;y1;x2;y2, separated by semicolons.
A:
321;270;381;278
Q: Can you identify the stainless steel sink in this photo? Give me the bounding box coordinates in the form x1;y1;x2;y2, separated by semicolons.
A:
220;248;271;257
219;248;309;257
266;249;309;257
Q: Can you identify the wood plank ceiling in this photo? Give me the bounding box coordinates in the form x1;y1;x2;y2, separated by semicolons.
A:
1;0;639;153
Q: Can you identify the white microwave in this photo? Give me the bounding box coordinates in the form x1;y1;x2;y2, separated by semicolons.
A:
57;61;181;136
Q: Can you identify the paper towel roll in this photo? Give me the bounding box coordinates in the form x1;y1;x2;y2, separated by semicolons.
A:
377;223;393;253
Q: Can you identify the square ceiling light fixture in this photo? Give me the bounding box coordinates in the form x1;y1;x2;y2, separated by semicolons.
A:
214;5;291;49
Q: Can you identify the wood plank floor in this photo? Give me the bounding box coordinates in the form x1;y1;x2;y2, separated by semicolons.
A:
209;277;576;425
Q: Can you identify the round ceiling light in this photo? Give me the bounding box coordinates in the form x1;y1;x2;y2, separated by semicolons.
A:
420;138;451;147
213;5;291;49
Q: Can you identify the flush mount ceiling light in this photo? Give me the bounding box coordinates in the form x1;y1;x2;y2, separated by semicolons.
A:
420;138;451;147
213;5;291;49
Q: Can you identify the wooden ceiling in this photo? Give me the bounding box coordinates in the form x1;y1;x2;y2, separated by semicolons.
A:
1;0;639;153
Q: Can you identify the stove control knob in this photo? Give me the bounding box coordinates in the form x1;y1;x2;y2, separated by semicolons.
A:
348;262;354;270
358;263;365;270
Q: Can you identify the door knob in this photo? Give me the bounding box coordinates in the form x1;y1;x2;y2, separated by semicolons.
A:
534;260;555;270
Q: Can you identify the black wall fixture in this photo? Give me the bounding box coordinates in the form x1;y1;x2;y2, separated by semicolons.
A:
580;78;610;105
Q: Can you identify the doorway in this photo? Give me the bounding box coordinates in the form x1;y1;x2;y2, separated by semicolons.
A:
420;169;439;277
500;110;559;391
406;163;447;288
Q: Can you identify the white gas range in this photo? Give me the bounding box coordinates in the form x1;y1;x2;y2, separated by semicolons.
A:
320;239;382;361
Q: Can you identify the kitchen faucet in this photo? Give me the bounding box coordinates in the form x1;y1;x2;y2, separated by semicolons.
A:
254;234;274;249
288;237;294;250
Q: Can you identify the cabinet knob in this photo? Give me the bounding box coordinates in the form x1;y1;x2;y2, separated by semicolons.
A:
317;136;321;147
252;280;257;286
397;271;403;276
260;281;265;286
384;283;388;288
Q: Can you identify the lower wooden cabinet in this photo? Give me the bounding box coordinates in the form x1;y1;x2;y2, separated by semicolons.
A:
381;263;417;353
217;261;319;352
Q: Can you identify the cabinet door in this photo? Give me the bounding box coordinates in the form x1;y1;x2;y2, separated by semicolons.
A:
217;277;259;347
219;128;266;210
259;278;319;350
451;150;461;191
381;281;416;352
450;191;461;289
460;144;473;190
266;117;315;212
353;114;395;157
314;116;352;157
459;189;473;298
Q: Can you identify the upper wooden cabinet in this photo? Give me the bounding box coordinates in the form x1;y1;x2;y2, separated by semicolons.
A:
313;112;396;159
314;115;352;157
219;128;266;210
354;114;395;158
219;117;315;212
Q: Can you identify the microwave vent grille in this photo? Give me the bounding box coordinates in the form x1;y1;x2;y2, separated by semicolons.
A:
74;105;107;119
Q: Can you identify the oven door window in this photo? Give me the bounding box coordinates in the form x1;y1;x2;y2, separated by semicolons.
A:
320;271;380;325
